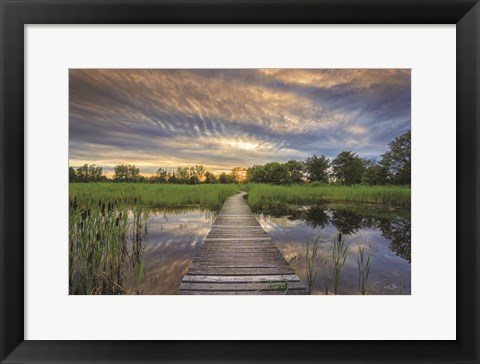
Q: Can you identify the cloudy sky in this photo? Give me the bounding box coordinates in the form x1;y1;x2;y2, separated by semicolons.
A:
69;69;410;176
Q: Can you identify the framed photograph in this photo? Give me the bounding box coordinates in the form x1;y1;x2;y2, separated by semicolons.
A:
1;0;478;363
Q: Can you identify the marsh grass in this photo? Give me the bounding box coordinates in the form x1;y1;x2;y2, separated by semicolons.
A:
69;183;237;294
244;183;410;209
305;236;322;294
70;183;239;211
130;207;149;294
357;245;372;295
332;232;348;295
69;197;149;294
265;280;289;294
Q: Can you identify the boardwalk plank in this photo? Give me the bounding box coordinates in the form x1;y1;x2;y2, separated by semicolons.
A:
188;268;295;275
182;275;300;283
177;192;308;295
178;281;306;291
178;290;306;295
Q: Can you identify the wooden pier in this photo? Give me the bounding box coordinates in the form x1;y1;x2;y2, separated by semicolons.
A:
177;192;308;295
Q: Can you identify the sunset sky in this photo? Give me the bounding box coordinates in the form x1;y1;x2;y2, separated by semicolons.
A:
69;69;411;176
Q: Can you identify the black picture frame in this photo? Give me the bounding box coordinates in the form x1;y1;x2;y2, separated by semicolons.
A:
1;0;479;363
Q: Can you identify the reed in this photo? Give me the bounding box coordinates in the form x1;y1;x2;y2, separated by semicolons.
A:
70;183;239;211
265;280;289;294
244;183;411;208
69;183;237;294
69;197;149;294
305;236;321;294
130;207;149;294
357;245;371;295
332;232;348;295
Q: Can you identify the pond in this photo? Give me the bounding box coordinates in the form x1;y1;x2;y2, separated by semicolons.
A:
253;204;411;295
124;204;410;295
124;208;216;294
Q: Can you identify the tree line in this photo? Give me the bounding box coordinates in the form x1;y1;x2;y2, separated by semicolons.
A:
69;163;236;184
69;130;410;185
246;130;410;185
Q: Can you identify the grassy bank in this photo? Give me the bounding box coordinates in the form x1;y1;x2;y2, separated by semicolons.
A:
69;183;238;294
243;183;410;208
69;182;408;294
69;197;150;294
70;183;239;211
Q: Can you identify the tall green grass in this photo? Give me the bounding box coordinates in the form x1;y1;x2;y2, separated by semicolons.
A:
70;183;239;211
69;183;238;294
303;234;379;295
244;183;410;208
69;197;149;294
357;245;372;295
305;236;321;294
130;206;149;294
332;232;348;295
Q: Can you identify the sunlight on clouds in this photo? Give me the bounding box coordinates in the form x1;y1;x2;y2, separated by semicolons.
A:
259;69;410;90
346;125;368;135
222;140;259;151
69;69;411;173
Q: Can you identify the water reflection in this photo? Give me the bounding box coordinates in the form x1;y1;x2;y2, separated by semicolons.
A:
379;218;411;262
123;203;410;295
329;209;364;235
253;203;411;295
124;208;215;294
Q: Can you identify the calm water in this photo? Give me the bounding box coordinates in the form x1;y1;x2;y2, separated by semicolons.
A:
125;204;410;295
124;208;216;294
254;204;411;295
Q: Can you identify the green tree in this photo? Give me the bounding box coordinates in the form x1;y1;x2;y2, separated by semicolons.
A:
168;171;178;184
305;155;330;183
285;160;305;184
75;164;103;182
88;164;103;181
263;162;289;184
194;165;206;181
218;172;234;184
331;151;365;185
204;171;217;184
362;164;389;185
176;167;190;184
154;168;169;183
231;167;247;183
75;164;89;182
113;164;140;182
246;165;267;183
189;174;200;185
381;130;411;185
69;167;77;182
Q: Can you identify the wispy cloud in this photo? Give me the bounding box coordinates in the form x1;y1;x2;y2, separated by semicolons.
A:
69;69;410;174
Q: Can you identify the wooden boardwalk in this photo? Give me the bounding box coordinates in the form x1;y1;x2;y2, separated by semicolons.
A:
178;192;308;295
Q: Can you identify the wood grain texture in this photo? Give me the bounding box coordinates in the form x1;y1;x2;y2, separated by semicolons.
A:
177;192;308;295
